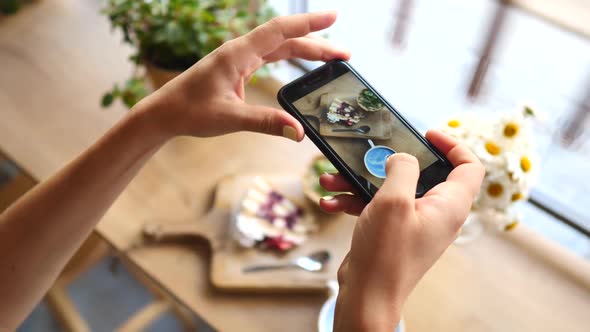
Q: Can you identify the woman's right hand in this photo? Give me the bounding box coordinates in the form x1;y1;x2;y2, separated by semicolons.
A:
320;130;485;331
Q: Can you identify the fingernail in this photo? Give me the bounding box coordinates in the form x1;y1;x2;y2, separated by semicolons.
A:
321;196;334;201
282;126;298;142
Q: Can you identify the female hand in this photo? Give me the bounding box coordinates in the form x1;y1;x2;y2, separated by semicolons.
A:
319;130;485;331
136;11;350;142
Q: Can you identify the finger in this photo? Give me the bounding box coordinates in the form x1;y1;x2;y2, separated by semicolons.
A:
234;104;305;141
377;153;420;201
425;129;485;198
244;11;338;57
426;129;480;166
319;194;366;216
263;36;351;63
416;180;474;233
319;173;356;193
416;130;485;231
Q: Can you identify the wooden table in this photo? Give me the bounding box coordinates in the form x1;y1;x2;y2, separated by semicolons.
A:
510;0;590;39
2;1;590;331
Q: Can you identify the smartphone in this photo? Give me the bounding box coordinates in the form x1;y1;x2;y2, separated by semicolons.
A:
277;60;453;202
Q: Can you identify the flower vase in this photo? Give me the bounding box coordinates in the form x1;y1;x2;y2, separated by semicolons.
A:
454;212;486;245
455;209;519;244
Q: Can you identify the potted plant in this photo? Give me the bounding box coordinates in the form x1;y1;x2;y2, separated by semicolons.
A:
1;0;33;14
101;0;276;109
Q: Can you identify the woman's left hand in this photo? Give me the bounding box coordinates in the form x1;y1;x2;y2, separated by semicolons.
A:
136;11;350;142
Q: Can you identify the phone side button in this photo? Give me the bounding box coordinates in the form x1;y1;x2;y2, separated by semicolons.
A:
416;181;426;196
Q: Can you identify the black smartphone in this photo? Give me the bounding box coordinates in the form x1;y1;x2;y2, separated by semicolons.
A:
277;60;453;202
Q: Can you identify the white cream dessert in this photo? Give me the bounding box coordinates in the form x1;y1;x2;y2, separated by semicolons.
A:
234;177;316;251
326;98;364;127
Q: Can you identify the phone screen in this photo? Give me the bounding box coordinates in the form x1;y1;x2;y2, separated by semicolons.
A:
291;71;440;192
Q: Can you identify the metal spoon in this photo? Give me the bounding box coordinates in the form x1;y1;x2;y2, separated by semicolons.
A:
332;125;371;134
242;250;331;273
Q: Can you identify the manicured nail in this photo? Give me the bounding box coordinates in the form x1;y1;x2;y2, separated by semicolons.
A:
282;126;298;142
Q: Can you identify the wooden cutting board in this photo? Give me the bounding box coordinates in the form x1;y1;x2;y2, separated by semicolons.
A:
142;175;355;292
301;93;393;140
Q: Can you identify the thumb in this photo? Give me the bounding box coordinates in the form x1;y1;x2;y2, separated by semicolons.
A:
379;153;420;200
237;104;305;141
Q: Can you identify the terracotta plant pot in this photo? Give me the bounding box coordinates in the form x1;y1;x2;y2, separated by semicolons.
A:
145;61;183;90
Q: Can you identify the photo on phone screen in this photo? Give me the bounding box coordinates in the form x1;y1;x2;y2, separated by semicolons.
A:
279;61;452;199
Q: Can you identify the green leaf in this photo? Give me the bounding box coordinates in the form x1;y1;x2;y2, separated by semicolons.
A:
128;54;141;64
164;21;182;41
236;10;247;18
1;0;21;14
101;92;115;107
200;9;215;22
122;92;137;108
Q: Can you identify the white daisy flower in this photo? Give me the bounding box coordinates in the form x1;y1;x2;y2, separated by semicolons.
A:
475;170;515;211
441;113;480;139
486;208;521;232
499;209;521;232
495;113;524;140
505;150;536;187
469;135;505;168
494;105;539;147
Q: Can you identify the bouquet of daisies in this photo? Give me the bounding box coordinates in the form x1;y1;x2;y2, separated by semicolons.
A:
442;106;538;231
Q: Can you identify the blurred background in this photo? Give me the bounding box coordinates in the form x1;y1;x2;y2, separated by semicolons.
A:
1;0;589;331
